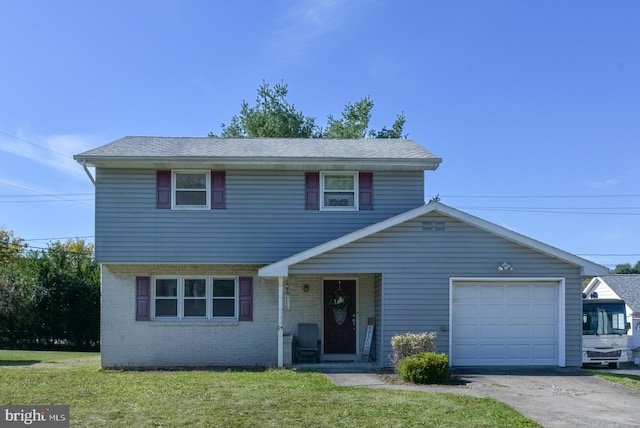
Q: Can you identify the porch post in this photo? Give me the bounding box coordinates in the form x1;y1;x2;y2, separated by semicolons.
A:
277;276;284;368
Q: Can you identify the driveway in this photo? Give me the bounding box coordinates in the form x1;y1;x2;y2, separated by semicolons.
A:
325;366;640;427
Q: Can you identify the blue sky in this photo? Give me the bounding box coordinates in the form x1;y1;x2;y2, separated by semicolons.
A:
1;0;638;269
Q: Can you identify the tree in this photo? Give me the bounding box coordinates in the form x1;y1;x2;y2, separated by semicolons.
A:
0;227;26;266
210;81;317;138
209;81;406;139
614;261;640;274
323;96;406;139
0;228;32;347
31;239;100;349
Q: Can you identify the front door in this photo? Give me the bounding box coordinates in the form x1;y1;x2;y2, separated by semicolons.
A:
323;280;357;354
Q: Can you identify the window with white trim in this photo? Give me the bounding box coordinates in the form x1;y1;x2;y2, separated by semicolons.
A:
173;171;210;209
153;276;238;320
321;172;358;210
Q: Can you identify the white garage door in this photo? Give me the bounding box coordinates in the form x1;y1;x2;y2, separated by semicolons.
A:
451;281;560;366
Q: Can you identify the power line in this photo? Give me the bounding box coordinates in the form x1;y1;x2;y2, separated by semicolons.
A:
440;194;640;199
24;236;94;242
0;199;93;204
459;207;640;216
0;130;72;159
0;193;93;198
576;253;640;257
0;180;92;207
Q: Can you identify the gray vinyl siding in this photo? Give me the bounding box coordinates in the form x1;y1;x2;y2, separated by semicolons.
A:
289;213;584;367
94;168;425;263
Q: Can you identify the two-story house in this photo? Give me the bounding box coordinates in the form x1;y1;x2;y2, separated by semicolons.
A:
74;136;608;369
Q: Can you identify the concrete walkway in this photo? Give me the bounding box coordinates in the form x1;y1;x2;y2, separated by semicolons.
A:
324;366;640;427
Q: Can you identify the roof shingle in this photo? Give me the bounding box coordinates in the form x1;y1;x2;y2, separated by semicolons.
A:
75;136;440;161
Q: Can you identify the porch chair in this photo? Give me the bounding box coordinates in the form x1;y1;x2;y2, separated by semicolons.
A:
294;323;321;363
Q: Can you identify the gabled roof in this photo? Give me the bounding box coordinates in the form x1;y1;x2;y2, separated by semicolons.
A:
74;136;442;171
585;275;640;312
258;201;610;277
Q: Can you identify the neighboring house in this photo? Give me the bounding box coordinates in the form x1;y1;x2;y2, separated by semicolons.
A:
583;275;640;362
74;136;609;369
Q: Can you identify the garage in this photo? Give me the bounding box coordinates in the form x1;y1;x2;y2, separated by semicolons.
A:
450;279;564;366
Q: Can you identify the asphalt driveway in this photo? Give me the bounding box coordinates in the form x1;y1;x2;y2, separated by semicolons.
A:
325;366;640;427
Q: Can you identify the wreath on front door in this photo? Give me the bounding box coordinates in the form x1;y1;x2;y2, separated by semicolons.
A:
328;287;350;325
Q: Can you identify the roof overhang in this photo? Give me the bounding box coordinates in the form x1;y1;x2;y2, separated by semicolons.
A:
258;201;610;278
73;156;441;171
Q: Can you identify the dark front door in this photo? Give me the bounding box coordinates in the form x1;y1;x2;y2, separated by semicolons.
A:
324;280;357;354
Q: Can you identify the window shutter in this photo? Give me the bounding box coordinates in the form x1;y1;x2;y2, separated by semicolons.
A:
359;172;373;210
157;171;171;209
136;276;151;321
211;171;226;209
238;276;253;321
305;172;320;210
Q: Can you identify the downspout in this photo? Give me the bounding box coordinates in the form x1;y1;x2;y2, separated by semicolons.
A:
278;276;284;368
82;160;96;186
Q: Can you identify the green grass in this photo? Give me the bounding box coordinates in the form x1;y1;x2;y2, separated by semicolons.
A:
0;350;540;427
592;371;640;392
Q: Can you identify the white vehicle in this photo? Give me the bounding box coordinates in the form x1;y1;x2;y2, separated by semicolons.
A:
582;296;631;367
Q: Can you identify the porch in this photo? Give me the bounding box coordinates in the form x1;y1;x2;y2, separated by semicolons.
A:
264;273;381;369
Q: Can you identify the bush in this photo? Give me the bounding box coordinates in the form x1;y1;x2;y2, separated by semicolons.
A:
397;352;449;384
390;331;436;367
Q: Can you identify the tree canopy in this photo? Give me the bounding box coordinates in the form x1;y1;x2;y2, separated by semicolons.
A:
209;81;406;139
613;261;640;274
0;230;100;350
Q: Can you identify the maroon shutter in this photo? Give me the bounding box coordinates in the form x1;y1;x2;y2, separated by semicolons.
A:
359;172;373;210
238;276;253;321
136;276;151;321
211;171;226;209
157;171;171;209
305;172;320;210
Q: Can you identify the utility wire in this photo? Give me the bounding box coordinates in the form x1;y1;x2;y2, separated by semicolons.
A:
0;180;92;207
0;130;72;159
24;236;94;242
440;194;640;199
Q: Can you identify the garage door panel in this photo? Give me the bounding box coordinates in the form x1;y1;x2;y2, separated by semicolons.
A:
533;304;556;317
506;344;531;359
454;324;477;339
506;324;530;338
533;344;557;359
532;284;557;298
453;304;478;318
479;304;503;318
506;285;531;301
452;281;559;366
479;324;504;339
506;304;530;318
478;286;504;302
453;286;477;300
532;324;556;338
478;344;505;359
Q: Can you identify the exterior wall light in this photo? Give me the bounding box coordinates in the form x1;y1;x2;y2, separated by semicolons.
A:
498;262;513;272
303;284;309;293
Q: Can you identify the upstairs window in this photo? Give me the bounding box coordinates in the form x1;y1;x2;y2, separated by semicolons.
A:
173;171;210;209
157;170;225;210
321;172;358;210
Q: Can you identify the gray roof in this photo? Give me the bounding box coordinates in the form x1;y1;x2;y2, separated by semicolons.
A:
598;275;640;311
74;136;442;171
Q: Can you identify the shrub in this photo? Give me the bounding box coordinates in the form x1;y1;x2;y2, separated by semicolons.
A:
397;352;449;384
390;331;436;367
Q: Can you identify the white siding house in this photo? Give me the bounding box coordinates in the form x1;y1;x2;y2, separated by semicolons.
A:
584;275;640;364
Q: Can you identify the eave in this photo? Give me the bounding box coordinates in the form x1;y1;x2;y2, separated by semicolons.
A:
73;156;442;171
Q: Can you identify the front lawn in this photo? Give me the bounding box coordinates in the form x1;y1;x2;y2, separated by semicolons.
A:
592;371;640;393
0;350;539;427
